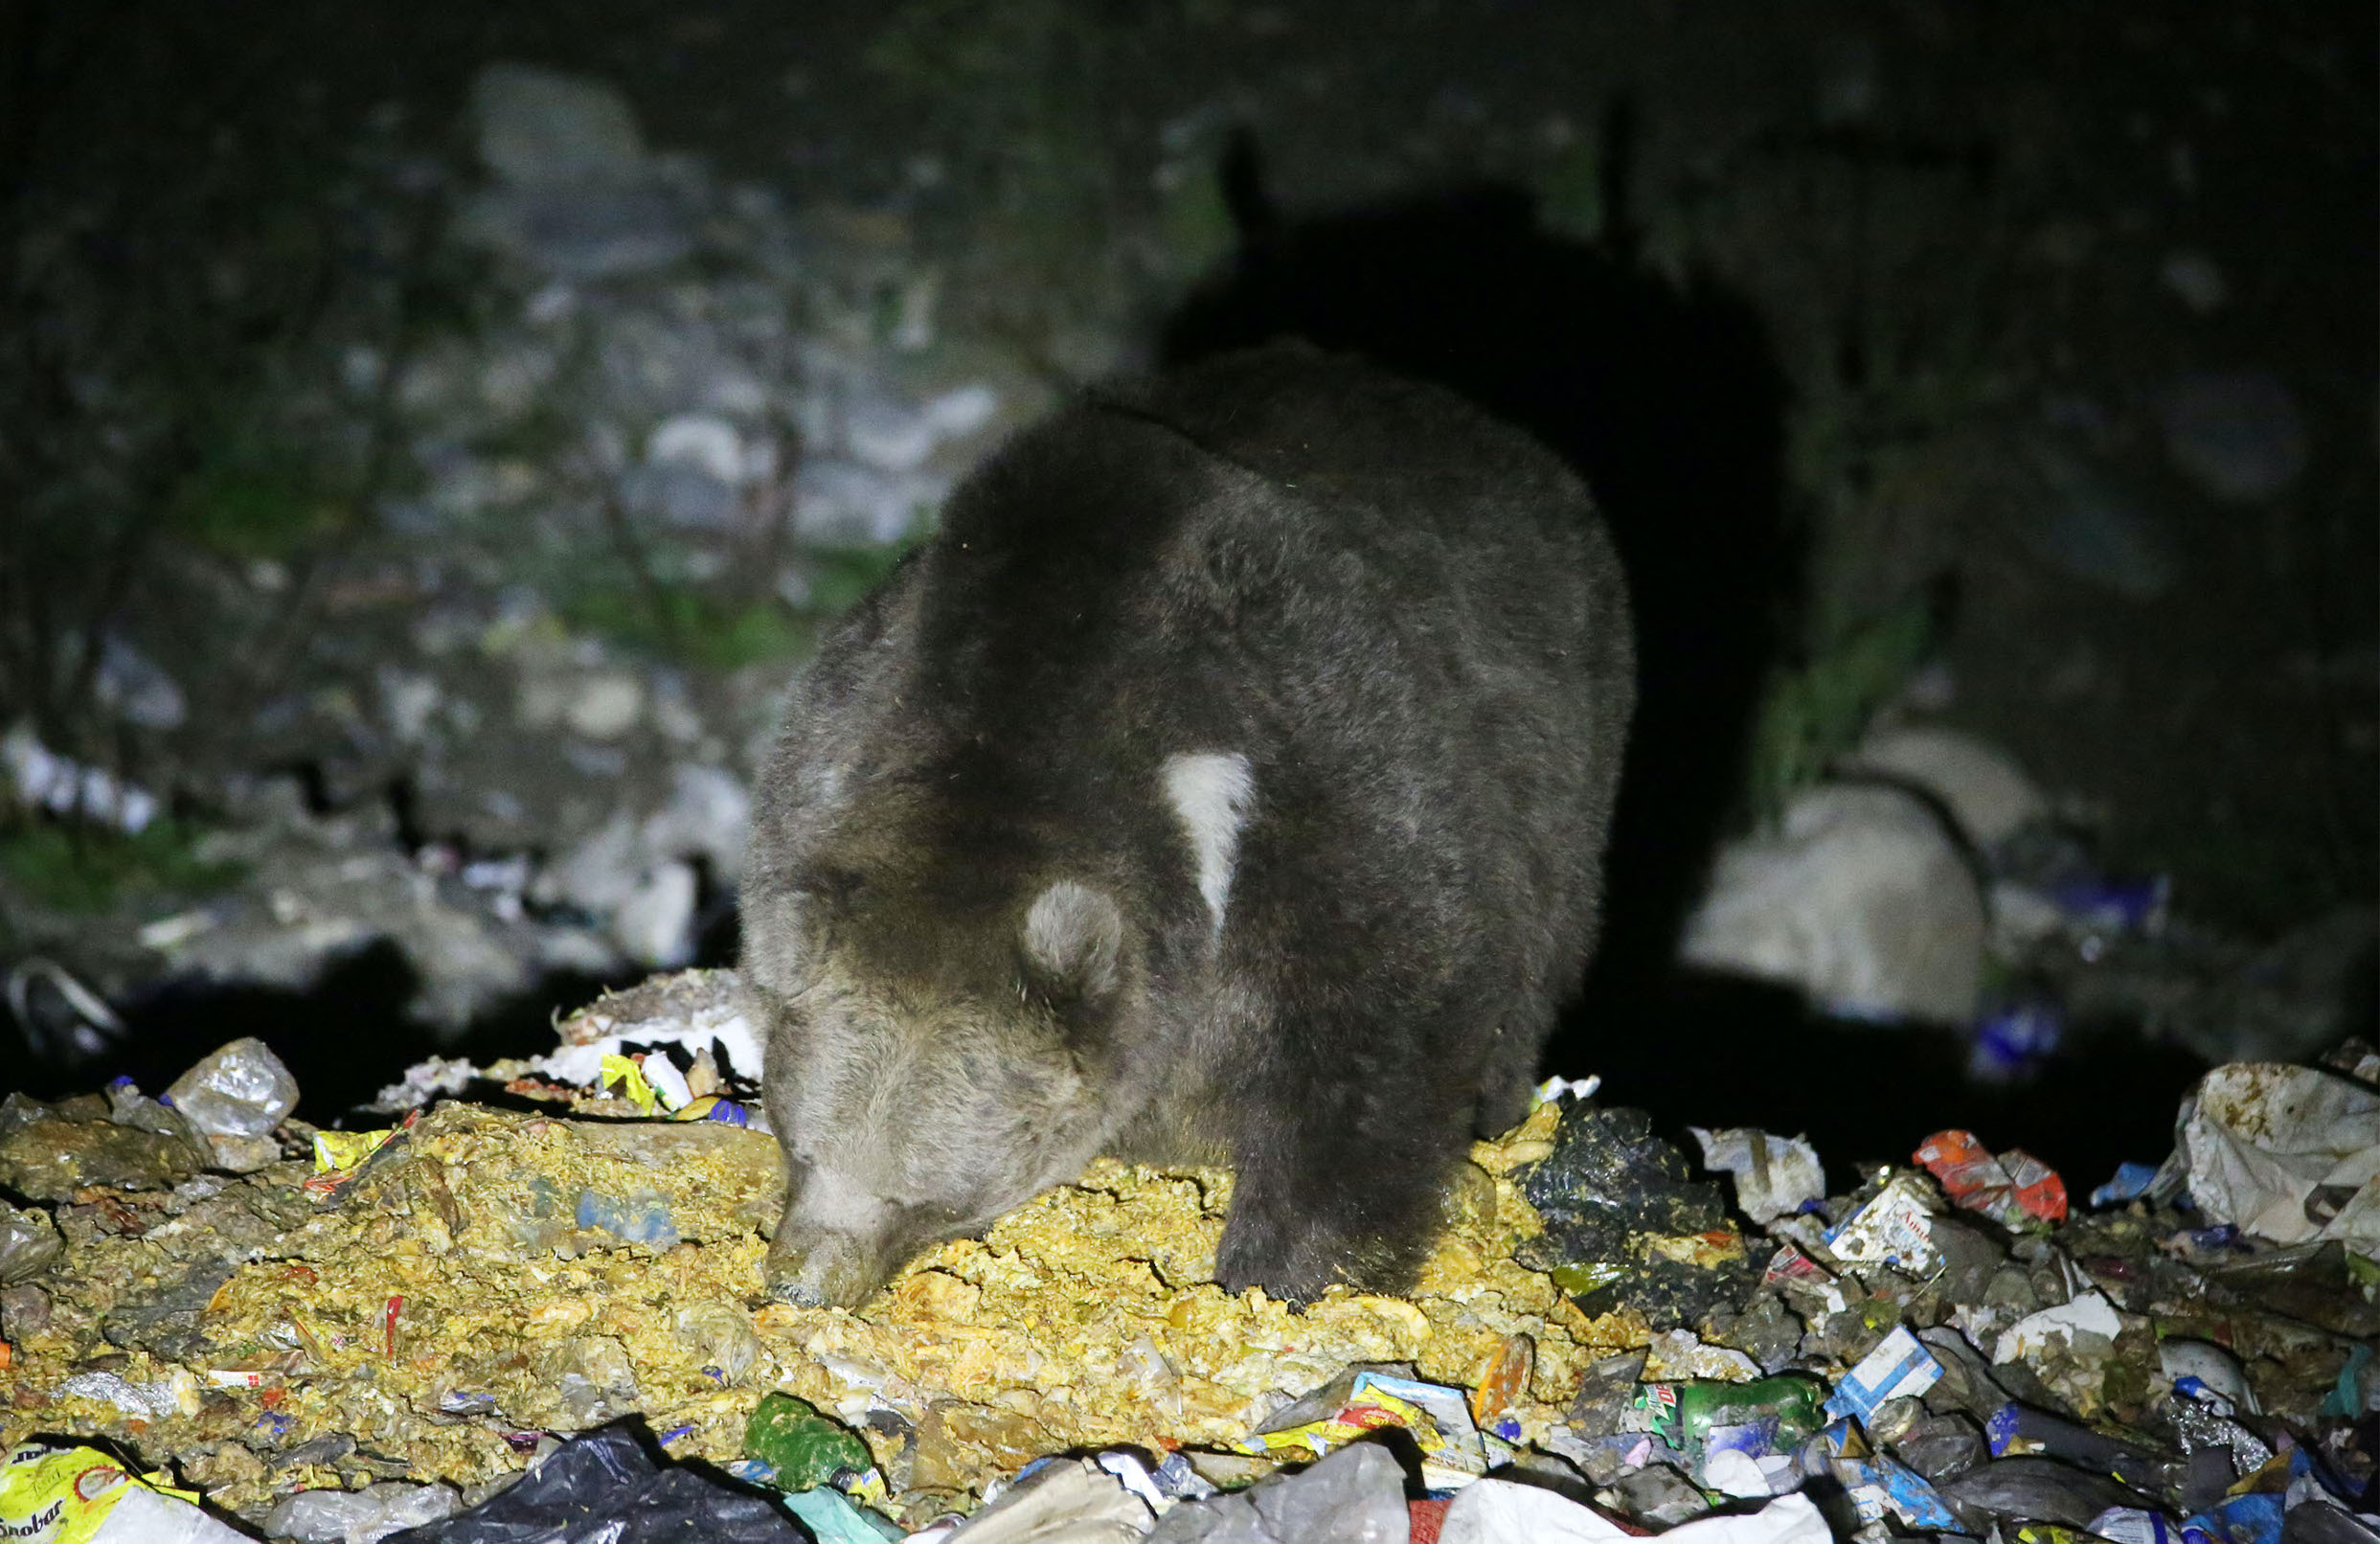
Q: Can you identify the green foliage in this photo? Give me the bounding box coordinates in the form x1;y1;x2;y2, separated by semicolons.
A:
1748;598;1934;822
800;541;914;617
556;536;920;674
555;586;809;675
0;818;242;916
170;443;354;562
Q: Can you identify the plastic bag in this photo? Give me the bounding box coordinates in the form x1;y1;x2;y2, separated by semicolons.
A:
0;1441;250;1543
383;1421;806;1543
164;1036;299;1139
2178;1065;2380;1253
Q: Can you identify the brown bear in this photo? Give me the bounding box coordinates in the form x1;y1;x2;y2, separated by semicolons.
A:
741;342;1633;1307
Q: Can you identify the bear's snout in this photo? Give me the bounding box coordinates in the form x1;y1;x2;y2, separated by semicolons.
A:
764;1224;883;1309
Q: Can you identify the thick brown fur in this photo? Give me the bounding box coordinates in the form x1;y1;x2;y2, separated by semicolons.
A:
741;342;1633;1306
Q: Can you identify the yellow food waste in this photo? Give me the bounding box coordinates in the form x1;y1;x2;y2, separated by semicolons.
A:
2;1097;1643;1521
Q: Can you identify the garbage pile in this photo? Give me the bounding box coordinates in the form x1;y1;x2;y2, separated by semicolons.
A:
2;981;2374;1542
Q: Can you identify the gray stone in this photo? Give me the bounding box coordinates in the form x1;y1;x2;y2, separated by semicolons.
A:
1681;783;1986;1025
473;64;647;189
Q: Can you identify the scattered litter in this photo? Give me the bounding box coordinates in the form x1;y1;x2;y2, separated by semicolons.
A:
1239;1366;1512;1490
743;1392;878;1493
947;1457;1150;1542
0;1441;248;1542
381;1421;807;1542
265;1479;463;1542
1914;1129;2069;1226
1145;1442;1402;1543
1691;1128;1825;1223
2175;1064;2380;1254
1824;1325;1941;1423
1516;1104;1757;1328
0;1037;2374;1542
1825;1172;1941;1274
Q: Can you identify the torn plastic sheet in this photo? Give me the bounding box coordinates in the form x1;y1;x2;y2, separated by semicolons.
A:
1992;1290;2122;1366
1692;1127;1825;1224
2178;1064;2380;1255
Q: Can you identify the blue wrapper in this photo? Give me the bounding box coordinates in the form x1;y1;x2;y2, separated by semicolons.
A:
2183;1493;2283;1544
2091;1161;2163;1207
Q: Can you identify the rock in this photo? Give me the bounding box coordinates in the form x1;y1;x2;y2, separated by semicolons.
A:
2156;370;2308;501
473;64;648;188
1681;783;1986;1025
0;1096;210;1198
612;858;698;968
1844;725;2051;850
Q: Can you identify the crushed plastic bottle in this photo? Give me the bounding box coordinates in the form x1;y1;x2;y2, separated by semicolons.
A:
164;1036;300;1140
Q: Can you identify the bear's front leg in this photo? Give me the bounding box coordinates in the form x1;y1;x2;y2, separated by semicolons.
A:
1213;1108;1451;1306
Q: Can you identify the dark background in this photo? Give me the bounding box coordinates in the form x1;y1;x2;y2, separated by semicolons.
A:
1;2;2372;1187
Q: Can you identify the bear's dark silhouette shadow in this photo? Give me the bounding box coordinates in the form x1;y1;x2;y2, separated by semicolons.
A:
1159;135;1802;1071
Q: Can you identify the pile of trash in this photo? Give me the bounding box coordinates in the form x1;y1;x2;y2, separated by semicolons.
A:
2;979;2374;1543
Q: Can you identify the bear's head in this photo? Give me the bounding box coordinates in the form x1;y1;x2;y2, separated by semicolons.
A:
744;874;1136;1308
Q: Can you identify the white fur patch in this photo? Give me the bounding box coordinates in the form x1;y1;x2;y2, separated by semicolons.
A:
1024;881;1122;998
1161;751;1255;933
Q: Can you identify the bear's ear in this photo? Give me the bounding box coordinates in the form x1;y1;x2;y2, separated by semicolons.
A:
1021;881;1123;1007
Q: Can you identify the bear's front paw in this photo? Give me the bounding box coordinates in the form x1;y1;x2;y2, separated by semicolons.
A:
1215;1208;1390;1306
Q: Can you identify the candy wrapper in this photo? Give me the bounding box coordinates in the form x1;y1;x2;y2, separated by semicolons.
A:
0;1442;249;1543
